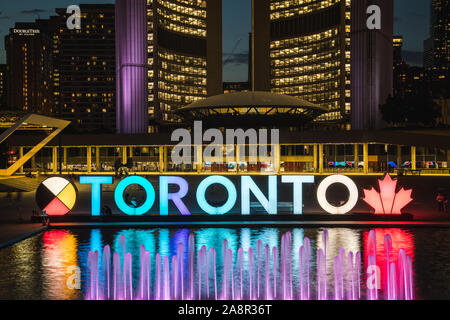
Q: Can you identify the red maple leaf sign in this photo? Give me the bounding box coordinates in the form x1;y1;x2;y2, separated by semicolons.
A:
362;174;413;214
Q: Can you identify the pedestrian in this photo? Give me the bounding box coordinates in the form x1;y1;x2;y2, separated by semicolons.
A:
436;193;446;212
42;210;50;226
114;158;122;177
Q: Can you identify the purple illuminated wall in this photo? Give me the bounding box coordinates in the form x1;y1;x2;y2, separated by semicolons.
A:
351;0;394;130
115;0;148;134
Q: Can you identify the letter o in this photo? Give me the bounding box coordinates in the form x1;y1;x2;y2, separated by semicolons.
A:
114;176;155;215
196;176;237;215
316;175;358;214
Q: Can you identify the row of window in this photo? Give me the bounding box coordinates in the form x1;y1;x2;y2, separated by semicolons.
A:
271;28;339;49
157;1;206;19
158;18;206;37
160;60;207;77
271;68;341;86
271;54;341;74
270;0;340;20
158;50;207;67
158;0;206;13
158;91;203;105
158;81;206;97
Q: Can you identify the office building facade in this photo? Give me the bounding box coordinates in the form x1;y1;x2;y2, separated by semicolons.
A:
4;5;116;132
423;0;449;72
5;23;54;114
252;0;352;126
0;64;7;109
393;36;403;67
423;0;449;98
55;4;116;133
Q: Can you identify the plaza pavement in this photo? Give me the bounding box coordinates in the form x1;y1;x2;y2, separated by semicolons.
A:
0;223;47;249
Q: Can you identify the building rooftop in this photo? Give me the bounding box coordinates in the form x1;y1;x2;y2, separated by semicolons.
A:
174;91;328;127
180;91;326;111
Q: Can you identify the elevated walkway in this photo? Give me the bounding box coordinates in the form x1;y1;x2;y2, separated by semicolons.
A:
0;176;43;192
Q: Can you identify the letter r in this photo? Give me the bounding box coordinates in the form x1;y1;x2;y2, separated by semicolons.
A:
159;176;191;215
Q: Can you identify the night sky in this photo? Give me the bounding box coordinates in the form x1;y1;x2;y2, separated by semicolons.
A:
0;0;430;82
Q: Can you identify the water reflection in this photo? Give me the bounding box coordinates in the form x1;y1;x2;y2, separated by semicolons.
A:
1;226;450;299
363;228;415;299
42;230;78;300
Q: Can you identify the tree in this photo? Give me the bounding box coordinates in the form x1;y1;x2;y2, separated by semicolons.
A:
380;91;441;127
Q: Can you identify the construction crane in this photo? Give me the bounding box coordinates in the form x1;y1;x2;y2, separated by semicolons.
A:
223;38;242;65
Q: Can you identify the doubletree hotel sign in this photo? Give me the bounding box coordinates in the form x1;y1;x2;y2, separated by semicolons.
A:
13;29;40;36
35;174;413;216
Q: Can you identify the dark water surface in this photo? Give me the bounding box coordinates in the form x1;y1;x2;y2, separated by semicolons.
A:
0;227;449;300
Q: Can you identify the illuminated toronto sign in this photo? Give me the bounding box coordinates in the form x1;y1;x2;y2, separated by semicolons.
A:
37;174;413;217
78;174;364;216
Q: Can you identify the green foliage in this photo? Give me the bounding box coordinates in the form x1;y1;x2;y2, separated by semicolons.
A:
380;92;442;126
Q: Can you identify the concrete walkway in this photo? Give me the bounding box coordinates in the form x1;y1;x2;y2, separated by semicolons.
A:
0;223;47;249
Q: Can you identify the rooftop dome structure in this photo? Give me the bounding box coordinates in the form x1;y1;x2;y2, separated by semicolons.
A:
174;91;328;128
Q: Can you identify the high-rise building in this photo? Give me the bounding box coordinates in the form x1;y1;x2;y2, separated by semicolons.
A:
54;4;116;133
423;0;449;98
251;0;393;130
393;36;403;67
423;0;449;72
396;66;427;98
116;0;222;133
0;64;7;109
4;5;116;133
252;0;352;127
423;37;434;70
5;22;54;113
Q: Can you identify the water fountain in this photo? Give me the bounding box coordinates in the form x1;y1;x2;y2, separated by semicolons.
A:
86;229;414;300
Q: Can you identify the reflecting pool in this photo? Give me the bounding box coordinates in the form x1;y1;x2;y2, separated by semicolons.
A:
0;227;449;300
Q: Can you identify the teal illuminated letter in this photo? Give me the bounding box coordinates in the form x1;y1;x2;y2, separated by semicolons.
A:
281;175;314;214
114;176;155;215
80;176;113;216
241;176;277;215
196;176;237;215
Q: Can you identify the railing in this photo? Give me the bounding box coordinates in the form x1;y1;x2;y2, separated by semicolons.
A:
5;143;450;177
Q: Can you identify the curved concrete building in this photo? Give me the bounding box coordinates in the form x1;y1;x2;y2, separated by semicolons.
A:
252;0;393;130
253;0;351;126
